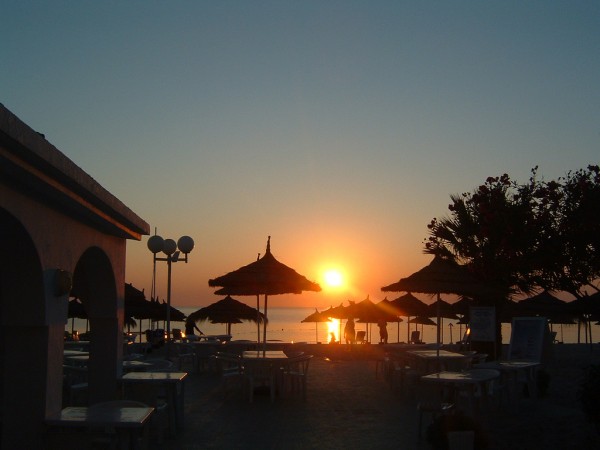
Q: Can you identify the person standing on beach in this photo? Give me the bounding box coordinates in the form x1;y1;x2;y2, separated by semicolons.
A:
378;320;388;344
344;317;355;344
185;320;203;341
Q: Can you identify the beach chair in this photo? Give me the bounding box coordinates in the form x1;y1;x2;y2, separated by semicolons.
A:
410;330;422;344
416;382;455;438
172;328;183;342
62;365;89;406
122;383;169;442
171;343;197;372
213;352;245;395
282;354;313;400
355;331;367;344
244;358;277;403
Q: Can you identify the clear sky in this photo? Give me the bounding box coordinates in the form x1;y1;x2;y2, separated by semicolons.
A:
3;1;599;309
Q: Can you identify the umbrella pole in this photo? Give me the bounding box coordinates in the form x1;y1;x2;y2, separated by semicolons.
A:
436;293;441;358
263;294;268;353
256;295;260;344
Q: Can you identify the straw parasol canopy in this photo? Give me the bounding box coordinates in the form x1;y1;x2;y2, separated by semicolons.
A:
301;308;331;343
389;293;429;343
409;316;437;326
382;255;493;351
67;298;87;334
209;237;321;346
382;256;492;298
376;297;404;343
349;296;399;342
517;290;567;316
187;295;266;335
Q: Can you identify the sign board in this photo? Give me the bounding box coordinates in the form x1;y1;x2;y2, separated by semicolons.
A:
508;317;547;362
469;306;496;342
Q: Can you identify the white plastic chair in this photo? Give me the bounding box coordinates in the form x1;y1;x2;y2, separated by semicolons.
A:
416;382;455;438
244;359;277;403
282;354;313;400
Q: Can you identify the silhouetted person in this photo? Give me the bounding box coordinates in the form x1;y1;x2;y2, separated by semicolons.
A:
329;332;337;344
185;321;203;341
378;320;388;344
344;317;355;344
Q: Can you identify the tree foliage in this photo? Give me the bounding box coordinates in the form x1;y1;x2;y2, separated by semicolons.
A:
425;165;600;299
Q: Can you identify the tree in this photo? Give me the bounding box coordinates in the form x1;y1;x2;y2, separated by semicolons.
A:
425;166;600;298
424;166;600;355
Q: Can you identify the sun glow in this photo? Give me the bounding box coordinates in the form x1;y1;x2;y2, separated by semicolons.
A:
327;318;340;342
323;269;344;288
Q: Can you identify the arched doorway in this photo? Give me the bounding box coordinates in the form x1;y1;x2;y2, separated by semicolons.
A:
0;207;51;448
71;247;122;404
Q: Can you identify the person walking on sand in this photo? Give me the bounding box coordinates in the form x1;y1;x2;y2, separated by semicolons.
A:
344;317;355;345
378;320;388;344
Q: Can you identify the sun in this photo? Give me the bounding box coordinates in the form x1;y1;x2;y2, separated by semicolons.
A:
323;269;344;288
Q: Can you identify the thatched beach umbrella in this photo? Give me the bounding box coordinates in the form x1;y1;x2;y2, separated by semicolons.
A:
350;296;399;342
301;308;331;343
426;298;459;344
409;316;437;342
382;255;493;354
209;237;321;348
377;297;404;342
389;293;429;343
68;298;87;334
187;295;266;335
564;292;600;345
517;290;567;318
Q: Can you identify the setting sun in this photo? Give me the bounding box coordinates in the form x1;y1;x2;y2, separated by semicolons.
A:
323;269;344;288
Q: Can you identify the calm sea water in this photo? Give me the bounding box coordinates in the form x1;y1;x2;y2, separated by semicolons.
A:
66;306;597;345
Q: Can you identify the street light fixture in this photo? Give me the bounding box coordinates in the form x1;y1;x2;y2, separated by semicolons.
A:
147;234;194;358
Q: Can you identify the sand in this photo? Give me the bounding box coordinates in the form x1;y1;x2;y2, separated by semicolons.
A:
151;343;600;450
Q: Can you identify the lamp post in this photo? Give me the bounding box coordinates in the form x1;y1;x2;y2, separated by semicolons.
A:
147;234;194;358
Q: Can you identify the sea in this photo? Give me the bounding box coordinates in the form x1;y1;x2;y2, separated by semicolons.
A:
66;306;597;345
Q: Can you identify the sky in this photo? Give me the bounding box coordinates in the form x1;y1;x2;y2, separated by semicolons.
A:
3;1;599;310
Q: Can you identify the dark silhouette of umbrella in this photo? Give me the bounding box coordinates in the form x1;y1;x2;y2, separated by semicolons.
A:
187;295;265;335
321;302;351;340
326;302;352;319
451;297;474;317
517;290;568;317
124;283;158;320
382;255;493;352
426;298;458;320
382;256;492;297
564;292;600;345
349;296;399;342
426;297;458;345
209;237;321;346
301;308;331;343
409;316;437;343
68;298;87;334
389;293;429;343
409;316;437;326
377;298;404;343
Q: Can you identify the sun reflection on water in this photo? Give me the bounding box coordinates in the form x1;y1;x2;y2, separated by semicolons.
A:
327;318;340;343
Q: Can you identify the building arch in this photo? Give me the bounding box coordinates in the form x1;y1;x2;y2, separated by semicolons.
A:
1;103;149;447
0;207;52;449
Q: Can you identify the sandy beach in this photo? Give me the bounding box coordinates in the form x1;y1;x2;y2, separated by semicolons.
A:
148;343;600;450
